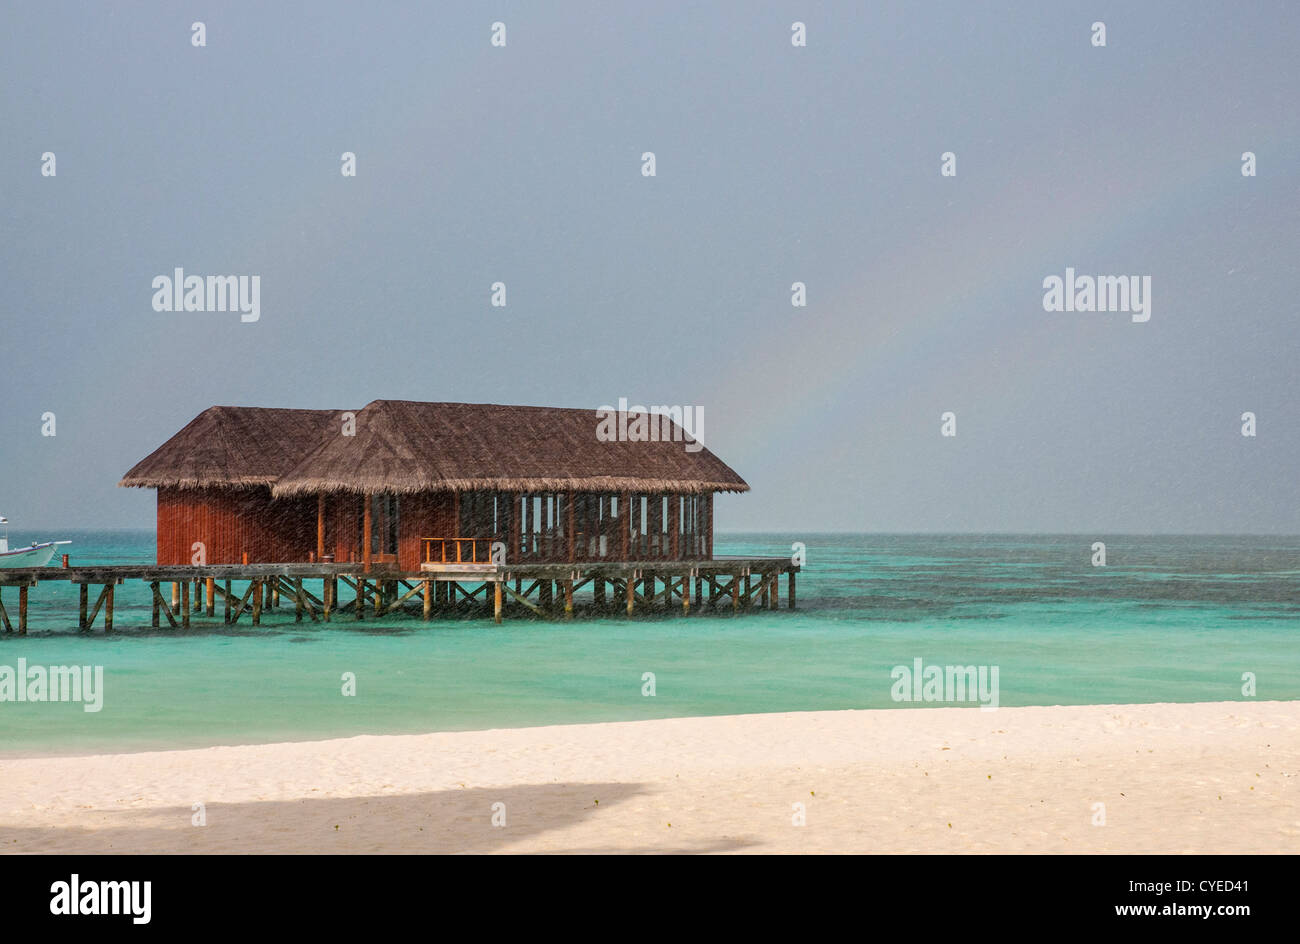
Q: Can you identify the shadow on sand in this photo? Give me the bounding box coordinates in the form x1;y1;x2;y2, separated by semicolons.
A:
2;781;756;854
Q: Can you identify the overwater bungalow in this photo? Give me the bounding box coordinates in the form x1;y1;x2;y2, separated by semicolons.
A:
119;400;748;572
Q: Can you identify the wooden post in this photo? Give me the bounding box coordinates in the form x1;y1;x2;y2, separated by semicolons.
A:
704;493;713;559
18;585;28;635
788;571;796;609
594;578;606;609
0;589;10;633
493;581;502;623
79;583;88;630
324;578;335;621
355;578;364;621
316;493;326;561
294;578;304;622
152;581;161;627
252;579;262;625
620;492;631;560
104;584;114;632
770;573;779;609
671;495;680;559
181;580;190;628
695;575;703;610
423;579;432;620
564;579;574;618
626;575;635;616
224;580;232;623
566;490;575;563
732;573;739;610
363;494;373;573
206;578;215;617
171;581;180;612
683;573;691;614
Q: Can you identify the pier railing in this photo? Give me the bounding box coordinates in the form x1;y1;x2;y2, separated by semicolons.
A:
422;537;495;564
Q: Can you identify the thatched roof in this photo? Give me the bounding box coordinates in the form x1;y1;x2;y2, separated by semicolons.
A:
121;400;749;495
272;400;747;497
118;406;344;489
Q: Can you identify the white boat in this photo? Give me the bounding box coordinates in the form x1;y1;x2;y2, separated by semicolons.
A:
0;516;71;568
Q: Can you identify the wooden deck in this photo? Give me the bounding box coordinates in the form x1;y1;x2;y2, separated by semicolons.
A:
0;557;798;632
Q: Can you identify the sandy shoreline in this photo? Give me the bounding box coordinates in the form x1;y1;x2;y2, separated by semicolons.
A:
2;701;1296;853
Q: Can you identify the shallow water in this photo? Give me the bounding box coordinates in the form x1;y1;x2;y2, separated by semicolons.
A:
0;531;1296;754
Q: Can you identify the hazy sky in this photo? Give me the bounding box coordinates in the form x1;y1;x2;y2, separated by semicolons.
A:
2;2;1297;532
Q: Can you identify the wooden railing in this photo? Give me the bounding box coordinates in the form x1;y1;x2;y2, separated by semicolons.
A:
422;537;495;564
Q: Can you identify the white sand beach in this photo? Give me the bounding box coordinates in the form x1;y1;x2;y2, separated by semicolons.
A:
2;701;1296;854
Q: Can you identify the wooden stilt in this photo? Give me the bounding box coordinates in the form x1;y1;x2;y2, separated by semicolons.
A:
224;580;232;623
683;573;691;614
363;494;373;573
294;578;304;622
626;576;635;616
252;579;262;625
171;581;179;613
18;585;28;635
324;578;334;621
564;579;574;618
770;573;779;609
152;581;161;627
355;578;364;621
0;590;11;633
79;583;88;630
104;584;114;632
732;574;740;610
494;581;503;624
206;578;215;617
695;575;703;609
788;572;796;609
423;580;432;620
181;580;191;628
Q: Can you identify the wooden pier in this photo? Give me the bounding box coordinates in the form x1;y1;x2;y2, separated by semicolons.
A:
0;557;797;633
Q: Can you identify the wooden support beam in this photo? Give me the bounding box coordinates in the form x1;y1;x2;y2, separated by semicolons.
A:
564;579;574;618
206;577;215;617
252;579;263;626
152;581;161;627
363;495;373;573
501;581;543;616
104;584;114;632
150;582;179;628
566;490;575;563
384;581;424;615
494;581;503;624
79;583;88;630
228;582;256;625
788;571;796;609
0;591;11;633
594;578;606;609
423;579;431;621
626;574;635;616
171;581;179;613
355;578;365;621
181;580;190;628
18;585;28;635
683;573;691;614
224;580;232;623
671;494;680;560
732;573;739;610
85;584;109;630
316;493;326;561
